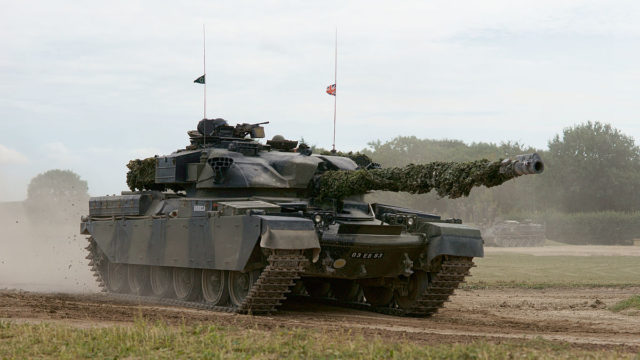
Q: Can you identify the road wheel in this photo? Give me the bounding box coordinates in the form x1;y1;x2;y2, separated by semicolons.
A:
107;262;129;293
202;269;228;305
396;271;428;309
127;265;151;295
228;270;260;307
173;267;201;301
290;280;306;295
150;266;175;298
304;279;331;298
363;286;394;307
330;279;362;302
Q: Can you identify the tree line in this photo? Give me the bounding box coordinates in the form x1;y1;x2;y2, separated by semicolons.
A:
361;121;640;225
22;121;640;243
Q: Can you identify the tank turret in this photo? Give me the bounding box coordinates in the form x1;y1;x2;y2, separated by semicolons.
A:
126;120;543;201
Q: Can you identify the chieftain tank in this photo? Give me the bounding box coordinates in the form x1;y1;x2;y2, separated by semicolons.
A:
81;118;544;316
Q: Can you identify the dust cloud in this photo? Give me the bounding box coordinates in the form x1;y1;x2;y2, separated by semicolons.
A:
0;201;98;293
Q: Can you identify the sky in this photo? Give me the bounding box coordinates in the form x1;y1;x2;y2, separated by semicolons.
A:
1;0;639;200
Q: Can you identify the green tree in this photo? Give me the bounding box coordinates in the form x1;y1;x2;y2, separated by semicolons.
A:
25;169;89;223
543;121;640;212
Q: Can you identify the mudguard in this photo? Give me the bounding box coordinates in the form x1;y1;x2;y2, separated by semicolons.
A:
257;215;320;261
425;222;484;263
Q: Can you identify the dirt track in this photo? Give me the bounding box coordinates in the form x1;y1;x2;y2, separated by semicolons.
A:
1;287;639;352
485;245;640;257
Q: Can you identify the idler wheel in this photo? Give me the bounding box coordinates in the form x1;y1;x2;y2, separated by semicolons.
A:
173;268;202;301
127;265;151;295
303;279;331;298
228;270;260;307
202;269;228;305
363;286;394;307
150;266;175;298
395;271;428;309
330;279;362;302
107;262;129;293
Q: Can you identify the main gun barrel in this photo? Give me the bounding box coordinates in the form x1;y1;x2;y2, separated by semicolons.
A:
501;153;544;177
310;153;544;200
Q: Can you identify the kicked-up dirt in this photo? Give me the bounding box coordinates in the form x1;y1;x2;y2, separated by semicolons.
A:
1;287;639;353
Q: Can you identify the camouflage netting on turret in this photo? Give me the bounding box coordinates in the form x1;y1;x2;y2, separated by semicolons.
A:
310;154;543;200
126;158;165;191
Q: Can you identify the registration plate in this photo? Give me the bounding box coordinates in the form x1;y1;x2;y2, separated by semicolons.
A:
350;252;384;259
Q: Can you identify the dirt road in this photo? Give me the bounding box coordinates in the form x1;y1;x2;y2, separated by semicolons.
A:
2;287;638;352
485;245;640;257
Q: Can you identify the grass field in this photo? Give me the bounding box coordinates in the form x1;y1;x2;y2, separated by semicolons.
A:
610;295;640;313
468;254;640;288
0;319;634;359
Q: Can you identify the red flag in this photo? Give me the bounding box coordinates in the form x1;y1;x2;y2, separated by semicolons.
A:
326;84;336;96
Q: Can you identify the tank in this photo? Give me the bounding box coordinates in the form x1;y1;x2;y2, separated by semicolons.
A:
483;220;546;247
81;118;544;316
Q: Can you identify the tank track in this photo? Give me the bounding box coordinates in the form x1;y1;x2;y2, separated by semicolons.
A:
293;257;474;317
85;237;307;314
86;237;471;317
404;257;474;316
85;237;107;291
237;250;308;314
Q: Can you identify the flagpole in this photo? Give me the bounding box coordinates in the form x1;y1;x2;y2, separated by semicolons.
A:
203;24;207;120
332;27;337;152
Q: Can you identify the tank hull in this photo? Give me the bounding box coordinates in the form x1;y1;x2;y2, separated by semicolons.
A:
81;195;483;316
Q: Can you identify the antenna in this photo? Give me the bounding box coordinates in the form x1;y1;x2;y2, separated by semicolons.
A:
194;25;208;147
203;24;207;148
203;24;207;120
332;27;337;152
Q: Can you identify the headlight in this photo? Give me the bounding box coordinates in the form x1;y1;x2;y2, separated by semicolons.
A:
313;213;323;224
324;213;335;224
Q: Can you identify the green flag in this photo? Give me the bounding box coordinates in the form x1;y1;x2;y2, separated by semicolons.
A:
194;74;205;84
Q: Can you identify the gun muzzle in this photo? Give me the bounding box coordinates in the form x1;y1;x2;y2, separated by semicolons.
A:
500;153;544;176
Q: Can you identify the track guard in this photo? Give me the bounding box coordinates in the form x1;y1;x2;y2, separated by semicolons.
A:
425;222;484;263
257;215;320;261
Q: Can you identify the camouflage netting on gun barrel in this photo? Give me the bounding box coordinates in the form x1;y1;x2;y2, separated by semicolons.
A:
310;158;528;200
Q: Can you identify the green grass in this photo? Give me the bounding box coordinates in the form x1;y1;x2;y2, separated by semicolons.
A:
610;295;640;313
467;254;640;288
0;319;635;359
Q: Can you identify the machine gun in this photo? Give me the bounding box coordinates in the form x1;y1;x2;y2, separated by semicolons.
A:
233;121;269;139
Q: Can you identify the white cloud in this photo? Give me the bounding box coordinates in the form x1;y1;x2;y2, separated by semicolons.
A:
43;141;70;154
87;147;114;155
0;144;28;164
41;141;82;165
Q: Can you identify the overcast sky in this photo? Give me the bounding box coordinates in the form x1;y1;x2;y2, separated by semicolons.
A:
1;1;639;201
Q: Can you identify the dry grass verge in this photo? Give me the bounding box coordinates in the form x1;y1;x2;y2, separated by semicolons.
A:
0;319;636;359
